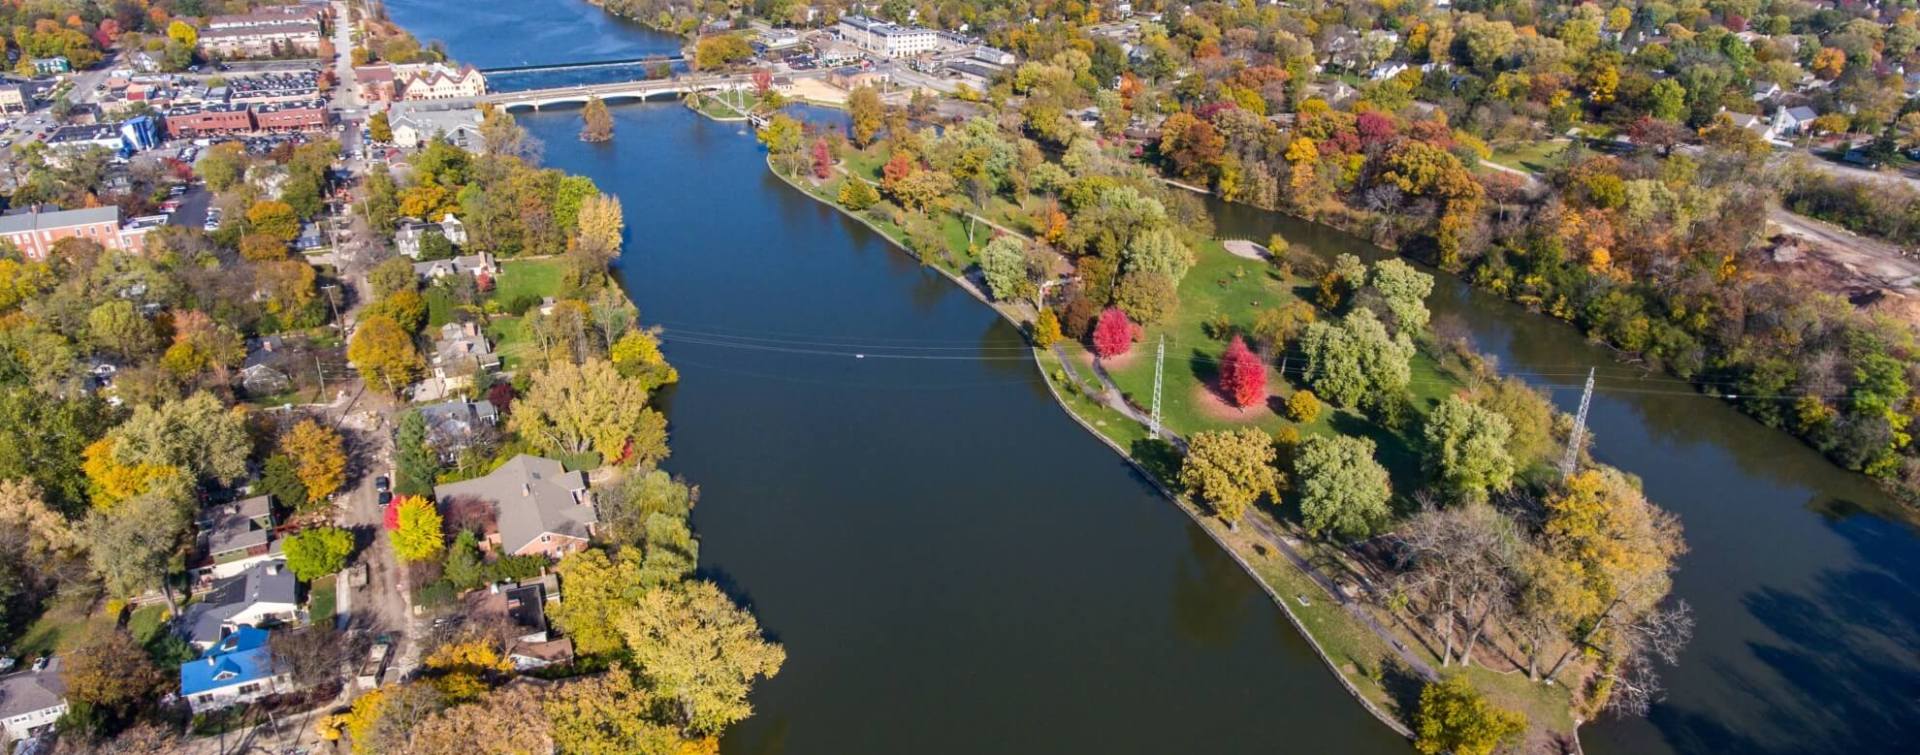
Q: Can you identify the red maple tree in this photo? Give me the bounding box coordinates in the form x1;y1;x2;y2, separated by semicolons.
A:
1092;308;1135;359
811;138;832;179
1217;336;1267;408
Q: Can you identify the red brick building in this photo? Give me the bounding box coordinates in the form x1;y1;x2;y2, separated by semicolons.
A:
164;105;253;136
0;207;144;261
252;100;331;132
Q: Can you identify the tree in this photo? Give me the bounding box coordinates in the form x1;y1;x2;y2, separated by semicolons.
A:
85;489;191;610
580;97;614;142
1031;308;1063;348
838;179;880;210
348;314;424;394
609;331;679;391
1301;309;1414;407
281;420;348;506
283;526;354;580
391;496;446;563
545;667;705;754
1367;259;1434;334
596;467;697;547
574;193;626;266
247;200;301;243
617;581;786;734
415;685;555;755
63;629;166;719
394;410;439;497
369;111;394;143
1121;227;1194;284
166;20;198;48
1414;675;1526;755
0;478;83;561
1285;390;1322;423
371;287;428;334
87;300;157;360
551;548;647;656
693;34;754;69
511;358;668;465
1396;505;1518;667
1179;428;1279;525
1216;336;1268;408
848;86;884;147
1534;469;1686;681
1091;307;1134;358
811;138;832;179
110;392;249;485
271;625;352;690
1295;435;1391;539
1423;396;1516;502
979;236;1029;302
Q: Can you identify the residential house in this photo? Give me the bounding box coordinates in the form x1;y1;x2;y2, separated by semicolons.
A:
417;398;500;462
179;626;293;713
197;495;282;579
388;105;483;149
1773;105;1818;137
463;578;573;670
413;252;496;282
1750;81;1781;102
433;455;596;558
179;560;299;649
0;658;67;743
394;214;466;258
431;321;499;380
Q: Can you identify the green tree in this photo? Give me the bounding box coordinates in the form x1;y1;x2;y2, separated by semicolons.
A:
87;299;157;360
597;468;697;547
1649;79;1687;121
551;548;646;656
1414;675;1526;755
979;236;1030;302
394;410;439;497
1301;309;1414;407
443;530;485;590
1296;435;1391;539
511;358;668;465
616;581;786;734
347;315;424;394
848;86;884;147
391;496;445;563
110;392;249;485
1179;428;1280;526
1367;258;1434;334
543;667;702;754
283;526;354;580
84;488;192;611
368;257;418;300
1423;396;1516;502
1121;227;1194;284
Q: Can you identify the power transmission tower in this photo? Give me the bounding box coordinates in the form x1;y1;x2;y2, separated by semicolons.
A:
1560;367;1595;478
1150;335;1165;439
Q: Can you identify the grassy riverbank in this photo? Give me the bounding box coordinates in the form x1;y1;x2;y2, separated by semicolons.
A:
763;152;1580;746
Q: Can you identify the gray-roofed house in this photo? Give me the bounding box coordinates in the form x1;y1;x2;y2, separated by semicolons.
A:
394;213;467;259
414;251;497;282
462;579;574;670
431;321;499;380
418;398;499;461
197;495;282;579
1773;105;1818;137
433;455;595;558
180;560;299;649
0;658;67;742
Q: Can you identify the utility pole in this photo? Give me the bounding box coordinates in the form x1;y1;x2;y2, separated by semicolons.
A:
1560;367;1595;478
1150;335;1165;439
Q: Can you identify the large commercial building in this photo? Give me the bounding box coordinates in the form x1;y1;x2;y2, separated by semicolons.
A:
354;63;488;102
0;206;160;260
0;84;27;115
163;99;330;136
833;15;940;58
198;6;324;59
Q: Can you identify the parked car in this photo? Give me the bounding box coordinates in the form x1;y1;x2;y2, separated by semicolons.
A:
375;475;391;493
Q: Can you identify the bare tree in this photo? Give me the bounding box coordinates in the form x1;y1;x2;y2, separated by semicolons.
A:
1392;501;1519;667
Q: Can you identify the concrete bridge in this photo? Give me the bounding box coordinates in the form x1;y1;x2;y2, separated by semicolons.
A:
482;74;768;111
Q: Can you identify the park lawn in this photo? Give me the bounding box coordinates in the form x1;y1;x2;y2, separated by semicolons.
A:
843;145;889;182
1486;139;1567;174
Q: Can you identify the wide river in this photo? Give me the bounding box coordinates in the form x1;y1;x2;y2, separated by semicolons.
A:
383;3;1920;752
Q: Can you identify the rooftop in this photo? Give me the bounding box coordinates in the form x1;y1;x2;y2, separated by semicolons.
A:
179;626;275;696
434;455;593;554
0;658;65;720
0;206;121;235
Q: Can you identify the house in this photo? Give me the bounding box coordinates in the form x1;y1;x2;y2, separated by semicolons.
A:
970;46;1015;66
179;626;293;713
0;658;67;742
433;455;596;558
463;578;573;670
1369;62;1409;81
197;495;282;579
1751;81;1781;102
828;67;890;90
417;398;500;461
430;321;500;379
238;363;292;396
1773;105;1818;137
394;214;466;258
413;252;497;282
389;63;488;101
388;106;483;149
179;560;299;649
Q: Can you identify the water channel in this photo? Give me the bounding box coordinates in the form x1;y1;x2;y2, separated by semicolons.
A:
384;2;1920;752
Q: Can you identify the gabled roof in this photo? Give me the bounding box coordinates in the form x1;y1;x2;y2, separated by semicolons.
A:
433;455;593;554
0;658;66;719
180;626;274;696
182;560;297;645
0;206;121;235
203;495;274;556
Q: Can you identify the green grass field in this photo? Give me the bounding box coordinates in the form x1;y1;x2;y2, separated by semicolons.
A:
1486;139;1568;174
491;259;567;307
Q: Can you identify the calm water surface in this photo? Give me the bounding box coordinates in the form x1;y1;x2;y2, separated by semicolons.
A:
386;1;1920;751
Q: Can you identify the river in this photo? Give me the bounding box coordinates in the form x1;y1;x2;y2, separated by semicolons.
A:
383;2;1920;753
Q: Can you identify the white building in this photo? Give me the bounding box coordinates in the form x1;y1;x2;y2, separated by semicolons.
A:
834;15;939;58
0;658;67;743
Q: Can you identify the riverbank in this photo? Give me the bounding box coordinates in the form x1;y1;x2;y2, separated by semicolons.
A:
762;147;1583;748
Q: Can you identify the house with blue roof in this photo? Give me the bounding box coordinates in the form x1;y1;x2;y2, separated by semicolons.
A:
179;626;292;713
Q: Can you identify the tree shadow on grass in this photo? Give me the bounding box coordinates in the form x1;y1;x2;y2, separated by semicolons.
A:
1380;657;1430;720
1129;437;1183;485
1328;411;1427;519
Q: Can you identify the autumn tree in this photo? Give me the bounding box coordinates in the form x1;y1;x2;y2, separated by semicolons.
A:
511;358;669;465
0;478;84;562
63;629;167;725
617;581;786;734
1295;435;1392;539
247;200;301;243
284;526;354;580
848;85;883;147
1179;428;1279;526
1091;307;1134;358
609;330;679;391
414;685;555;755
544;667;706;754
1414;675;1526;755
347;314;424;394
838;178;880;210
281;419;348;506
109;392;249;485
551;548;647;656
1216;336;1268;408
1422;396;1517;503
1031;308;1063;348
811;138;832;179
580;97;614;142
391;496;446;563
1285;390;1322;423
1533;470;1688;687
368;110;394;143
